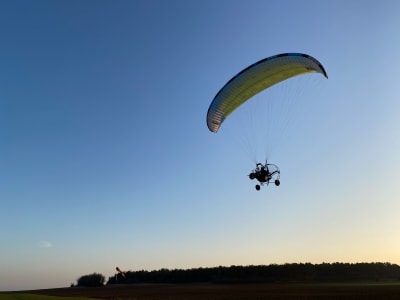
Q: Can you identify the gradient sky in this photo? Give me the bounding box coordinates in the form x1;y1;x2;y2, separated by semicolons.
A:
1;0;400;291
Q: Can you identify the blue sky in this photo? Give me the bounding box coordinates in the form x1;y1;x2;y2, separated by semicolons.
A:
1;0;400;291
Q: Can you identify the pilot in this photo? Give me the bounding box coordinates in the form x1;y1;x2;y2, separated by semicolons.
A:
257;165;269;182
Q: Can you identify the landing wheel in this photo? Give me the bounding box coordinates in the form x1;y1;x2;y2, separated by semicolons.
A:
249;173;255;180
275;179;280;186
255;185;261;191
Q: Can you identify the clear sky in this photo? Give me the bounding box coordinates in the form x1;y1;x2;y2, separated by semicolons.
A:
1;0;400;291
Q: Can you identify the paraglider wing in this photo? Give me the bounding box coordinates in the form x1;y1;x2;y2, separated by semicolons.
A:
207;53;328;133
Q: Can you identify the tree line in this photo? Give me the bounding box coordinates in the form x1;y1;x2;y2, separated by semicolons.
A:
75;263;400;286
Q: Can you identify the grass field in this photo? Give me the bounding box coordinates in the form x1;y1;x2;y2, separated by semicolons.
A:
0;294;99;300
2;282;400;300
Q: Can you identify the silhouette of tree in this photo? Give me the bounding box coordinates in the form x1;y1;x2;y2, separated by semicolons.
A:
77;273;105;287
104;263;400;285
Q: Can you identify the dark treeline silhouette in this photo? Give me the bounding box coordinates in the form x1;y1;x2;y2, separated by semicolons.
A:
77;273;105;287
106;263;400;285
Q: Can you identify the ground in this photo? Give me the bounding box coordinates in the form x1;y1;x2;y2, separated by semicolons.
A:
4;282;400;300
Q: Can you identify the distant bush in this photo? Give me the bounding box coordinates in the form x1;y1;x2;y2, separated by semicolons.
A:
77;273;105;287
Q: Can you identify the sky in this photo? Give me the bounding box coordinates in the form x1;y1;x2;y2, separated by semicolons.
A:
1;0;400;291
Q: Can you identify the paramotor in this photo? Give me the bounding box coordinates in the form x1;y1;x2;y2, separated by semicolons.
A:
207;53;328;190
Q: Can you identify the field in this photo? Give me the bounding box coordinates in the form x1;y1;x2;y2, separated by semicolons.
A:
0;294;96;300
2;282;400;300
